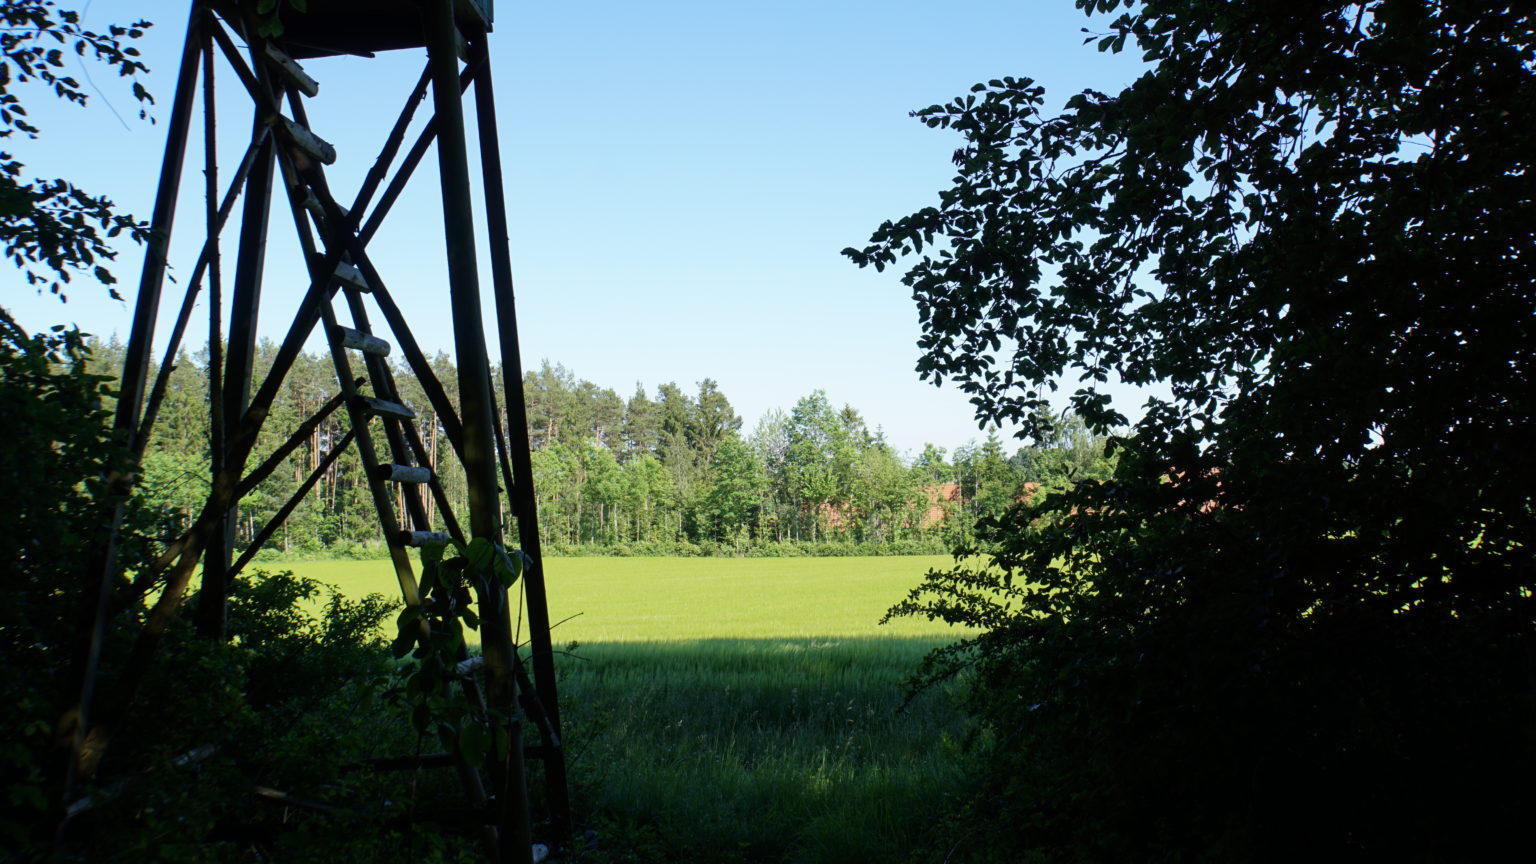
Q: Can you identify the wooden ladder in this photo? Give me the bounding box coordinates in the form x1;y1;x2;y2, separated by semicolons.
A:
255;30;572;855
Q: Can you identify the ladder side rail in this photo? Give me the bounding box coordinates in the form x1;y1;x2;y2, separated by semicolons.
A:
344;295;433;534
356;348;433;531
286;92;435;536
282;104;501;851
292;139;474;539
283;207;499;850
305;175;470;460
270;33;514;854
400;417;469;544
312;271;423;608
273;140;425;613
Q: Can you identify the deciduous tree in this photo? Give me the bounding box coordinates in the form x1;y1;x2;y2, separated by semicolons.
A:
849;1;1536;857
0;0;150;302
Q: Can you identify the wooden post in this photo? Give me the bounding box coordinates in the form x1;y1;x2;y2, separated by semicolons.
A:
424;1;534;861
58;0;204;820
468;26;573;847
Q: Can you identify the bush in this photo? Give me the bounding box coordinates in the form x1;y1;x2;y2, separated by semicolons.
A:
0;323;476;861
55;569;464;863
0;318;155;856
853;2;1536;858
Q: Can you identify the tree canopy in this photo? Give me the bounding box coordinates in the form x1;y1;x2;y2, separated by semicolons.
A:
0;1;151;302
849;1;1535;858
93;346;1109;557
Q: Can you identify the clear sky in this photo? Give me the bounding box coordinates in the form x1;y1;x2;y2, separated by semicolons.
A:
6;0;1148;456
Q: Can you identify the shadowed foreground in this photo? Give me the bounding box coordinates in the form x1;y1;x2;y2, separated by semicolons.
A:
555;637;969;864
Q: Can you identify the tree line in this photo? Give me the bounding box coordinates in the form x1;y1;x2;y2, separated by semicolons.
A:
91;341;1113;557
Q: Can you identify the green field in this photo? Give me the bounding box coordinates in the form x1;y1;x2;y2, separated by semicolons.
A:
287;555;963;643
277;556;976;862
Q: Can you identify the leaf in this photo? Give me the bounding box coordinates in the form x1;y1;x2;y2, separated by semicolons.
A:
465;536;496;574
458;719;491;765
493;545;523;588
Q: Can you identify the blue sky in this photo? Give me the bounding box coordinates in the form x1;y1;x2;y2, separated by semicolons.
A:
7;0;1148;456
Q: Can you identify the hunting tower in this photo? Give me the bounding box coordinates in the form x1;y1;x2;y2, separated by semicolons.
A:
68;2;568;861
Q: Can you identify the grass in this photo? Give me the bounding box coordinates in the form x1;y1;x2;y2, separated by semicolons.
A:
277;556;978;862
558;637;969;864
282;555;964;643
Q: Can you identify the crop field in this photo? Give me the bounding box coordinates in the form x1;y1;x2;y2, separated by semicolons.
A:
278;556;978;862
286;555;965;643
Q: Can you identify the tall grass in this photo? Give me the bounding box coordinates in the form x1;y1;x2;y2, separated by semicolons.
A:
559;637;969;863
283;556;976;862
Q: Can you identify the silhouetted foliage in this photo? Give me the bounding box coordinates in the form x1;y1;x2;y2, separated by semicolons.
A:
0;1;151;300
0;319;452;860
850;1;1536;859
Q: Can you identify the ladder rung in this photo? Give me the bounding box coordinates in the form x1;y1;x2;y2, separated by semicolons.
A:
302;189;348;223
339;327;391;356
359;396;415;421
262;43;320;97
301;189;325;222
373;463;431;484
400;530;450;547
332;261;371;293
278;115;337;165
